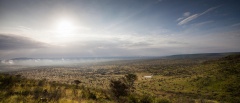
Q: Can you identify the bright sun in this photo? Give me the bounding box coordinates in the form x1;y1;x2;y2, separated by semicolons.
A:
52;18;79;43
56;19;74;34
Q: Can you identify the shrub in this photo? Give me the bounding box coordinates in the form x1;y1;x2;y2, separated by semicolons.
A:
157;99;171;103
140;95;153;103
110;79;129;98
128;95;139;103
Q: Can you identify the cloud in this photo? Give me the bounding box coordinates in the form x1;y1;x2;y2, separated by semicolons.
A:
0;34;48;50
177;12;191;22
17;26;32;32
178;6;219;25
201;6;220;15
183;12;190;17
178;14;199;25
121;42;152;48
192;21;214;27
231;23;240;27
177;17;183;21
167;41;188;45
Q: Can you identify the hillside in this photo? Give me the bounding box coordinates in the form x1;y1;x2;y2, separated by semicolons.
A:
135;54;240;103
0;54;240;103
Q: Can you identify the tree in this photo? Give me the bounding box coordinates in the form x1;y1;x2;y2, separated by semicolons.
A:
109;74;138;99
73;80;81;86
110;79;129;98
124;73;137;92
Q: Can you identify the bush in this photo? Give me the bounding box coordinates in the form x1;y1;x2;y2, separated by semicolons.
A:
88;92;97;100
110;79;129;98
128;95;139;103
157;99;171;103
140;95;153;103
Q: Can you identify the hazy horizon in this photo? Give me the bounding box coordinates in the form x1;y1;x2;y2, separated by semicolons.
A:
1;0;240;59
1;51;239;60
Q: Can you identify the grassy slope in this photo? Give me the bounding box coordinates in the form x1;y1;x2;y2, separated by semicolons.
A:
136;54;240;103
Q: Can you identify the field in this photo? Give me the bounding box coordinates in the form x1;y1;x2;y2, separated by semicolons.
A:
0;53;240;103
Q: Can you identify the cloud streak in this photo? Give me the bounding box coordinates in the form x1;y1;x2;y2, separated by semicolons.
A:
178;6;219;25
0;34;48;50
231;22;240;27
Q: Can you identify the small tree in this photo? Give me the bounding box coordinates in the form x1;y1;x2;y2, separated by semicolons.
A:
109;74;138;100
73;80;82;88
110;79;129;98
124;73;137;92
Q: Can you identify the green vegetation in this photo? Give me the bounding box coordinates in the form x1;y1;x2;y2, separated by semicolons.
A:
0;54;239;103
0;74;110;103
135;54;240;103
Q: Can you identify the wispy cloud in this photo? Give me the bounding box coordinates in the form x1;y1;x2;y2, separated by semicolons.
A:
178;14;199;25
167;41;188;45
231;22;240;27
183;12;191;17
177;12;191;22
16;26;32;32
178;6;220;26
194;21;214;26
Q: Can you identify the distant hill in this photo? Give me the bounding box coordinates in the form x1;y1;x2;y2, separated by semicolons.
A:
162;52;240;59
11;57;34;60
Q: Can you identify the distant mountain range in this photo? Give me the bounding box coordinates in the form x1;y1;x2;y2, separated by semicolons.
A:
161;52;240;59
11;57;35;60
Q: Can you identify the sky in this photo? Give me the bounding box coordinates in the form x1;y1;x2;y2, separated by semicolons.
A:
0;0;240;59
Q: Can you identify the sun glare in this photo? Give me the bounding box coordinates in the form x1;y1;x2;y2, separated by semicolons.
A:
56;19;74;34
51;18;78;43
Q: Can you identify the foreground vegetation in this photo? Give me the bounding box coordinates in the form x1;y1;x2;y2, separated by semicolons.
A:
0;53;239;103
